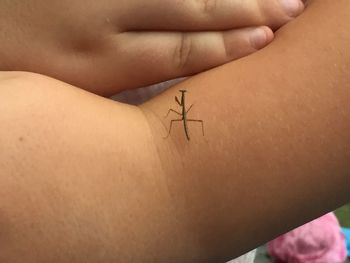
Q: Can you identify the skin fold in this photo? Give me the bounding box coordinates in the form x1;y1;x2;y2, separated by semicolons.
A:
0;0;349;262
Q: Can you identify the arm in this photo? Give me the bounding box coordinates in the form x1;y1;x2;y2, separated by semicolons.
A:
1;0;350;262
140;1;350;261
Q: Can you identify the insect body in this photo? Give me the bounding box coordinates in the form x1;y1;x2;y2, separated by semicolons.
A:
164;90;204;141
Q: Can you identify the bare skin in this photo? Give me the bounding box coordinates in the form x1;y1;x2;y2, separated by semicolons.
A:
0;0;349;262
0;0;304;96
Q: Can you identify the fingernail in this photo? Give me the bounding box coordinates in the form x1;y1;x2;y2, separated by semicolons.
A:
281;0;303;17
250;27;268;50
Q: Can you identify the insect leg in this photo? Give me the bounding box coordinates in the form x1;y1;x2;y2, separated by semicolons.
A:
186;104;194;113
187;119;205;136
175;96;182;106
164;119;183;139
164;108;182;119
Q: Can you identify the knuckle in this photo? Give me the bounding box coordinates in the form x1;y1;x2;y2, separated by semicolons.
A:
222;32;233;59
174;33;193;70
257;0;292;27
200;0;218;14
256;0;274;23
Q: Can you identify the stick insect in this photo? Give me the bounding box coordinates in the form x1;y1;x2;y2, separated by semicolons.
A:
164;90;204;141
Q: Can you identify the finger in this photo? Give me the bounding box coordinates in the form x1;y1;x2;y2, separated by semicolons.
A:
116;0;304;31
88;26;274;95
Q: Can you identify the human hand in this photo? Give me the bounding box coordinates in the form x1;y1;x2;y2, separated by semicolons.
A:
0;0;304;96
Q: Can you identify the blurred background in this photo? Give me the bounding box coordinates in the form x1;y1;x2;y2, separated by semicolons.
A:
254;204;350;263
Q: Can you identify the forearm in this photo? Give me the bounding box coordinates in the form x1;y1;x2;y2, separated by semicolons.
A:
140;0;350;261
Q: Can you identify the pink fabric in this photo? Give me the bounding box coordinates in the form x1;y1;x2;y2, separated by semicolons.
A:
267;212;347;263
